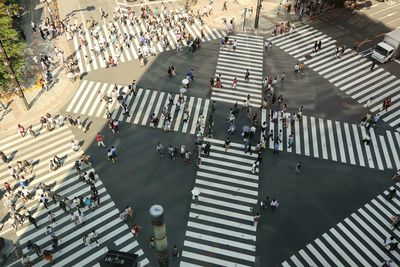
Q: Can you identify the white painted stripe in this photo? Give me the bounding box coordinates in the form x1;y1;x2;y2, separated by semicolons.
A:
185;230;255;251
282;262;291;267
299;249;317;267
133;89;150;124
180;262;204;267
73;80;94;113
196;179;257;196
295;117;301;154
360;127;375;168
369;128;384;170
208;151;254;164
81;82;101;114
387;131;400;170
201;157;253;171
190;98;202;134
66;80;88;112
192;187;257;204
189;212;255;231
290;255;305;267
310;117;319;157
126;89;143;123
335;121;347;163
197;171;257;188
287;115;292;153
379;135;393;169
190;203;254;221
88;83;107;116
120;241;140;252
303;116;310;156
340;68;385;91
95;83;112;118
315;238;345;267
336;223;378;265
323;233;358;266
187;221;256;241
182;97;194;133
352;125;365;167
343;123;356;165
183;240;255;262
318;118;328;159
181;251;251;267
306;244;331;267
141;91;158;125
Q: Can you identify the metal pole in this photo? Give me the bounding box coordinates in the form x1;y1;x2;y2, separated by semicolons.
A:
242;8;247;31
254;0;262;28
0;38;29;110
150;205;169;267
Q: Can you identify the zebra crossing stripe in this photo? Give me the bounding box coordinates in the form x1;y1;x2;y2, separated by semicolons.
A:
360;126;374;168
352;124;365;167
306;244;331;267
72;34;84;74
141;91;158;125
299;249;316;267
310;116;319;157
196;179;258;197
303;116;310;156
334;121;346;163
134;89;150;124
190;98;202;134
181;251;251;267
369;129;384;170
189;212;255;230
379;135;393;169
186;230;255;251
197;171;258;188
187;221;256;241
290;255;305;267
125;89;143;123
67;80;88;112
282;261;291;267
318;118;328;159
343;123;356;165
314;238;344;267
387;131;400;169
323;233;358;266
295;118;301;154
182;97;194;133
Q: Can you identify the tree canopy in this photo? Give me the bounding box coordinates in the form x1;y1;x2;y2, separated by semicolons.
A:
0;0;25;93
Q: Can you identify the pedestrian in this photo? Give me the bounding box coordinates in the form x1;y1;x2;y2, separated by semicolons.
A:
89;229;100;246
21;254;32;267
244;69;250;82
59;199;68;213
384;236;395;248
270;198;279;209
382;259;394;267
387;189;396;200
224;138;230;151
231;77;237;88
172;245;180;257
370;61;376;71
387;242;398;253
27;215;38;229
45;226;54;236
288;134;295;148
295;162;302;173
107;149;115;163
313;41;317;53
251;161;257;174
40;194;49;209
70;212;78;226
47;211;56;224
149;236;155;248
195;156;201;169
96;132;105;147
273;142;279;154
253;213;260;228
361;134;371;145
156;143;164;157
222;1;228;11
366;97;373;108
391;169;400;180
126;206;134;220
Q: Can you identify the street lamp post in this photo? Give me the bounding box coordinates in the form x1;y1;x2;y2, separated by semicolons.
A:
242;7;248;31
0;38;29;110
150;205;169;267
254;0;262;28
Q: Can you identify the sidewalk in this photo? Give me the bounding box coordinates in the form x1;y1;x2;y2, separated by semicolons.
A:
0;0;78;137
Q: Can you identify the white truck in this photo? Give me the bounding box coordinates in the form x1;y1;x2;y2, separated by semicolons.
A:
371;28;400;63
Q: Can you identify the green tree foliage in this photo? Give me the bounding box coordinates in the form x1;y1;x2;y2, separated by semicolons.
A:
0;0;25;93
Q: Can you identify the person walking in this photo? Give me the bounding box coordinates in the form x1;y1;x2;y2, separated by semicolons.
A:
295;162;302;173
244;69;250;82
253;213;260;228
224;138;230;151
391;169;400;180
172;245;180;258
231;77;237;88
387;189;397;200
370;61;376;71
156;143;164;157
96;132;105;147
27;215;38;229
222;1;228;11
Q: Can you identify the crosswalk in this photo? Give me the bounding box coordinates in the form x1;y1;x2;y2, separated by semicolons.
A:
72;9;225;74
267;24;400;131
179;138;259;267
212;34;264;106
282;183;400;267
262;109;400;170
0;126;148;266
66;80;210;134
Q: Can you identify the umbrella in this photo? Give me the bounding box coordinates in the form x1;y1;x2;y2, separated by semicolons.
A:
242;125;250;132
180;88;187;94
182;79;189;85
191;188;200;197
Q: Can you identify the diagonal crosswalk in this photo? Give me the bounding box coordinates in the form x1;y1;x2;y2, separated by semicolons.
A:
0;126;148;266
261;109;400;170
179;138;259;267
72;9;225;74
267;24;400;132
212;34;264;106
282;184;400;267
66;80;210;134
